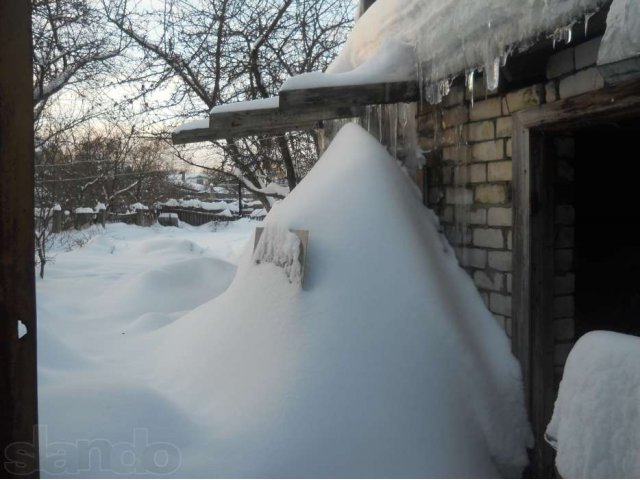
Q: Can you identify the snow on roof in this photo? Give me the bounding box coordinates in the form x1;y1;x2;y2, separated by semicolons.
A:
173;118;209;134
281;0;606;93
147;123;532;476
210;96;279;115
598;0;640;67
74;207;94;214
546;331;640;477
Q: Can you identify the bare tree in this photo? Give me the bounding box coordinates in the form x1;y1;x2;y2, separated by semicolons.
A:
106;0;355;209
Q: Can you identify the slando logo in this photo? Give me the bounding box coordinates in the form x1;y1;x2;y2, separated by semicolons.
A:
4;426;182;476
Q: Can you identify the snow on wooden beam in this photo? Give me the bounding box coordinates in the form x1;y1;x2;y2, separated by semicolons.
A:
172;103;365;144
278;81;420;113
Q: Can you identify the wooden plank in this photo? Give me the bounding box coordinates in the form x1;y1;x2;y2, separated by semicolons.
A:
173;102;367;144
511;114;532;407
279;81;420;112
517;79;640;130
529;131;557;478
0;0;39;477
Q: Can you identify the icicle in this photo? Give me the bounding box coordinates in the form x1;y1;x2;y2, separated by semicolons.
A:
465;69;475;108
550;25;574;48
366;105;371;133
438;78;451;100
485;57;500;92
378;105;383;141
584;11;595;37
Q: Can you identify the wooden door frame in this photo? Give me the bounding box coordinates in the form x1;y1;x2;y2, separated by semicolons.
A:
0;0;39;477
512;79;640;476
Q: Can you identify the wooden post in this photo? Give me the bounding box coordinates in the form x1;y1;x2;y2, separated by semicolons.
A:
0;0;40;477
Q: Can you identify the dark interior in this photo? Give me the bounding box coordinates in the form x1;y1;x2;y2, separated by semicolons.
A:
574;121;640;337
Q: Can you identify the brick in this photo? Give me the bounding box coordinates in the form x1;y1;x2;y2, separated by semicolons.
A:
506;273;512;293
546;81;558;103
559;67;605;99
475;184;507;204
459;248;487;268
442;126;468;147
417;111;439;134
506;138;512;158
487;161;512;181
442;105;469;128
556;159;575;182
494;314;507;331
453;166;470;185
488;207;512;227
496;117;512;138
443;84;466;107
467;208;487;225
555;273;575;295
443;145;471;162
507;230;513;250
419;135;435;151
489;250;512;272
473;228;504;249
490;293;512;316
472;140;504;161
575;36;602;70
469;98;502;121
502;85;544;114
547;47;575;79
554;318;575;341
556;226;575;248
554;343;574;367
554;295;575;318
470;164;487;183
428;187;444;205
442;206;454;223
474;271;504;292
446;187;473;205
555;249;573;272
468;121;495;142
556;205;575;225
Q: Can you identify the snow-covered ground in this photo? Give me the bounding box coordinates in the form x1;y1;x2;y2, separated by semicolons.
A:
37;220;256;478
37;124;531;478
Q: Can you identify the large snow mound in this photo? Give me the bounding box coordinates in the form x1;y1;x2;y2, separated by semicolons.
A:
145;123;532;477
282;0;606;91
546;331;640;478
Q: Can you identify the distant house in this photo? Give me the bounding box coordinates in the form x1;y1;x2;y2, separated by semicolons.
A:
173;0;640;474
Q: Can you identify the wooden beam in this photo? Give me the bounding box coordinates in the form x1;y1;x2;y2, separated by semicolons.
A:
279;80;420;112
0;0;40;477
173;103;365;144
516;79;640;131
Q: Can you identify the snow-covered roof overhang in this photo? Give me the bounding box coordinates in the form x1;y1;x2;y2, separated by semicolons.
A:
173;0;640;145
172;96;365;145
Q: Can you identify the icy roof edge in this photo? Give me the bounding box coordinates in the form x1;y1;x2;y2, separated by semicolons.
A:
281;0;610;95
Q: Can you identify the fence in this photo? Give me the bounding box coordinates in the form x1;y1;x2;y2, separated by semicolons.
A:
44;202;265;233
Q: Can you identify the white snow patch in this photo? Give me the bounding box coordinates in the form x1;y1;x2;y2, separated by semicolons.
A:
281;0;607;92
37;123;532;477
546;331;640;478
74;207;94;214
210;96;279;115
173;118;209;134
597;0;640;67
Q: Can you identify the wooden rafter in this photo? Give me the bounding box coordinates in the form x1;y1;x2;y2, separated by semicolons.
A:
171;77;420;145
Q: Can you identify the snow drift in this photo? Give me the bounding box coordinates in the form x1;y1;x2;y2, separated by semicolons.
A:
546;331;640;478
144;123;532;477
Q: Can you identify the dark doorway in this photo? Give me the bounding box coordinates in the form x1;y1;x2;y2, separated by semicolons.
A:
574;122;640;337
